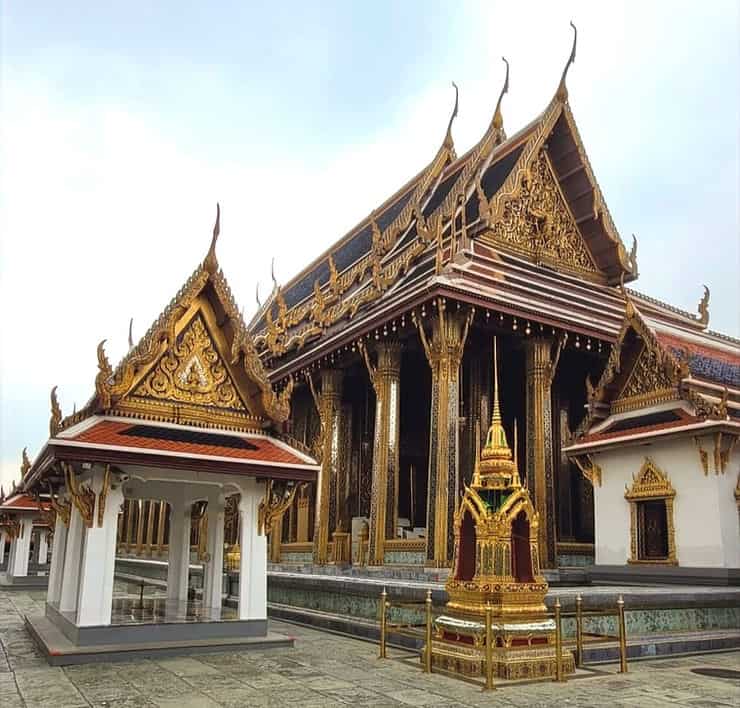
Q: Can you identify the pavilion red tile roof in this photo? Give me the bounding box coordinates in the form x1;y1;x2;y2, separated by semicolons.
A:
69;420;313;467
0;493;51;513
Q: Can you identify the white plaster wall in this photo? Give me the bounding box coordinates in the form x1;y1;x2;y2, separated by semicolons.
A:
716;445;740;568
593;438;738;569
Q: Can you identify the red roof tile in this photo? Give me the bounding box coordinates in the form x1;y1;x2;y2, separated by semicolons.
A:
0;494;51;512
70;420;311;467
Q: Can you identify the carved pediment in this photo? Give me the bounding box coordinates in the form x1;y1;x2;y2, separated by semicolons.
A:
133;313;246;412
613;343;678;413
483;149;598;276
625;458;675;501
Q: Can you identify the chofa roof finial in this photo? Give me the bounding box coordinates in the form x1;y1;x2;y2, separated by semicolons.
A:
128;317;134;349
697;285;710;328
204;202;220;274
443;82;459;153
492;57;510;132
271;257;278;290
256;283;262;308
556;21;577;102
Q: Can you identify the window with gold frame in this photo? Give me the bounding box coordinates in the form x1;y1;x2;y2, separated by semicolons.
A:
624;458;677;565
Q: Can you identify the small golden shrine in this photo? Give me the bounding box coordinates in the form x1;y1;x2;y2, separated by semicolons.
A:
429;338;575;680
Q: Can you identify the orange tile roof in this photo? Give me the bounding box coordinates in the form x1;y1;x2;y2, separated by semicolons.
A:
0;494;51;512
70;420;311;467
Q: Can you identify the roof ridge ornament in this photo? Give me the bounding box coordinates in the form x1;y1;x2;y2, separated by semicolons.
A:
50;386;62;437
203;202;220;274
556;21;577;102
256;283;262;308
697;285;710;328
492;56;510;133
629;234;639;276
128;317;134;349
20;448;31;479
443;81;459;155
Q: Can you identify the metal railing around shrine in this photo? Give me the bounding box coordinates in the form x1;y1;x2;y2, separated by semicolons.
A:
377;589;629;691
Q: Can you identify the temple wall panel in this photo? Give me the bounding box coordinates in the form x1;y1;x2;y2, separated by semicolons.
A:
593;441;739;569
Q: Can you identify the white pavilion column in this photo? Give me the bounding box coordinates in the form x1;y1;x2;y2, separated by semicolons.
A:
9;518;33;578
47;513;69;605
0;529;7;568
59;504;85;615
37;531;49;566
167;495;192;604
237;480;267;620
203;493;226;612
77;468;124;626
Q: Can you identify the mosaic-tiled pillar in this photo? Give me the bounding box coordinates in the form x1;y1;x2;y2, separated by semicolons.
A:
417;301;473;567
525;337;557;569
312;369;343;565
367;342;402;565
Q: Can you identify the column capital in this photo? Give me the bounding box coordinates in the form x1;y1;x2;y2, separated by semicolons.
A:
319;368;344;397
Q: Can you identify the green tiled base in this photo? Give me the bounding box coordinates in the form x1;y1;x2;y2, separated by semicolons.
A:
383;550;426;565
557;554;594;568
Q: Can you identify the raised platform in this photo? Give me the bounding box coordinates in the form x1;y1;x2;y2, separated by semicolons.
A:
0;571;49;590
26;613;294;666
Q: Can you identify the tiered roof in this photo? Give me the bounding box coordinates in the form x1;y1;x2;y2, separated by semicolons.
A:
248;30;731;381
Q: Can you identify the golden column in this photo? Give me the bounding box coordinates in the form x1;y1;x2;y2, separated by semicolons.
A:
416;299;473;567
524;337;561;569
311;369;344;565
362;341;402;565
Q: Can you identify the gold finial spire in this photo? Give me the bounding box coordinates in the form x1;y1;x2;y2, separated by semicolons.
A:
476;337;517;489
492;57;510;132
556;21;577;102
492;335;502;424
511;419;521;488
204;202;220;274
443;81;459;153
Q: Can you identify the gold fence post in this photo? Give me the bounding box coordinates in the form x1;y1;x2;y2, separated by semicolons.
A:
575;593;583;668
424;590;433;673
617;595;628;673
554;598;565;682
379;587;387;659
484;604;495;691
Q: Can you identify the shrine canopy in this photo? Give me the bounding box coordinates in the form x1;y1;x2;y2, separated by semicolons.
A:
24;204;318;493
565;297;740;458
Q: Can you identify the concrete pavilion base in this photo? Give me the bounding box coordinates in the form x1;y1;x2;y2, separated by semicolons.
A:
0;571;49;590
26;600;294;666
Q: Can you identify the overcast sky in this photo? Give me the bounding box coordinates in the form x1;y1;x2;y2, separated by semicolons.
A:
1;1;738;490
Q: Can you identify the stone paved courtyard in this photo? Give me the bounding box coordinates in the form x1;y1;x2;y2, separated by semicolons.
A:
1;589;739;707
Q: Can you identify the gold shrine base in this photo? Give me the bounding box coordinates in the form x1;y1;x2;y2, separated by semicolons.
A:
426;616;575;681
427;640;575;681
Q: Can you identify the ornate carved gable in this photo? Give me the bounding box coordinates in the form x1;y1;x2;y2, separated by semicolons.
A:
613;342;678;413
484;149;598;276
132;313;247;412
56;208;294;434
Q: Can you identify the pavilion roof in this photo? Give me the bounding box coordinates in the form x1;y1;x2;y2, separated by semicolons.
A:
25;416;318;488
0;493;51;513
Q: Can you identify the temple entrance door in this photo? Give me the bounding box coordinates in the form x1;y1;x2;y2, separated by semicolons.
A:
455;511;476;581
511;511;534;583
637;500;669;560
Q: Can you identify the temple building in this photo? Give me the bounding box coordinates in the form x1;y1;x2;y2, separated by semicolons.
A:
236;32;740;578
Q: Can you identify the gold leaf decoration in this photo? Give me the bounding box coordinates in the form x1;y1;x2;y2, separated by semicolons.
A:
487;150;597;274
134;313;246;411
